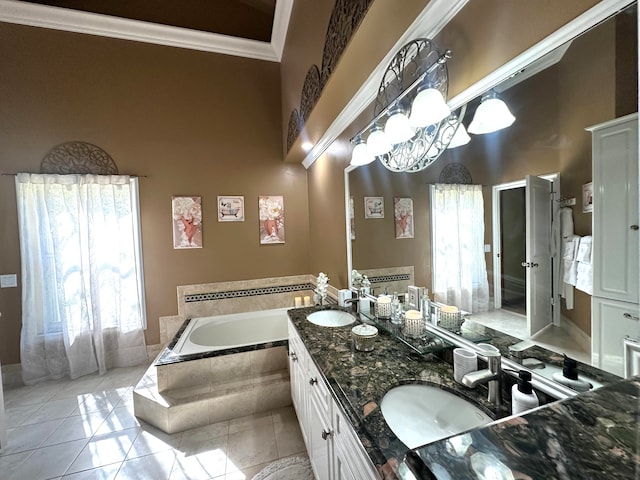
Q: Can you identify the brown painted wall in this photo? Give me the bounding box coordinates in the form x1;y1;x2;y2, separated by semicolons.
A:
0;23;310;365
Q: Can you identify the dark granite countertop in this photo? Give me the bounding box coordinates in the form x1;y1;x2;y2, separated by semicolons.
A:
286;306;635;480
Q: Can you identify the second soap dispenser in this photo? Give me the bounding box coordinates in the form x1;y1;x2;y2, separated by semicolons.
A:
511;370;539;415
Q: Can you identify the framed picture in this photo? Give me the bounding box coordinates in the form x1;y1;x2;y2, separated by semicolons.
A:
218;196;244;222
582;182;593;213
172;196;203;249
394;197;414;239
259;196;285;244
349;196;355;240
364;196;384;219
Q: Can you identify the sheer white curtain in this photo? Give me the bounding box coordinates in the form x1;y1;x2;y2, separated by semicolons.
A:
431;184;490;313
16;173;148;384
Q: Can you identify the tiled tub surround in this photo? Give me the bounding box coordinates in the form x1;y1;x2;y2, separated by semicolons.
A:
286;307;633;479
176;274;325;319
136;311;297;435
134;275;337;434
358;266;415;297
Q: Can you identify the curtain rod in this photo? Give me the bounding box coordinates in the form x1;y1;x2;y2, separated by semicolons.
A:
1;173;148;178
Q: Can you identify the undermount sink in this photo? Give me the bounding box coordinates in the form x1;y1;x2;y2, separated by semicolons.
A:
307;310;356;327
380;384;492;449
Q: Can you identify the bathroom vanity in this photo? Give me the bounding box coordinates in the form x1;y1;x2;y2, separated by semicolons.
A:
287;306;639;479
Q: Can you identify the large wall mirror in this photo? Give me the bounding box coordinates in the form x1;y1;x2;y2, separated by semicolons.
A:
346;1;637;347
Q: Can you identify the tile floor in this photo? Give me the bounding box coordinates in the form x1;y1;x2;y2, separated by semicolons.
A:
0;364;306;480
469;309;590;364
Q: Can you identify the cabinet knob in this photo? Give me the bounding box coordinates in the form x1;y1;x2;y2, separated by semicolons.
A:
521;262;529;268
290;352;298;362
631;225;639;231
321;429;332;440
309;377;318;385
623;313;640;321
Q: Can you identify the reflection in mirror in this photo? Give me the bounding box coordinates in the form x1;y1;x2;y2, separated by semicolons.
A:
347;3;637;367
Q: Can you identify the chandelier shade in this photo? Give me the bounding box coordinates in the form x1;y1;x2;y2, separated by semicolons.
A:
467;92;516;134
350;137;375;166
409;87;451;128
366;125;393;156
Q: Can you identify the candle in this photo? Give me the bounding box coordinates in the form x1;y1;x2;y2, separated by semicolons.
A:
303;296;312;307
294;297;302;307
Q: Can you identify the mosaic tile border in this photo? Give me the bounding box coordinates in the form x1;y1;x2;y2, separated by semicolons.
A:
368;274;411;284
185;283;315;303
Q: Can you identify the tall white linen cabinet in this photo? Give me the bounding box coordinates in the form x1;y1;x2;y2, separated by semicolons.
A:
589;113;639;377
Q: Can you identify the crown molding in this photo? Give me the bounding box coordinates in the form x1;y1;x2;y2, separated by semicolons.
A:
0;0;293;62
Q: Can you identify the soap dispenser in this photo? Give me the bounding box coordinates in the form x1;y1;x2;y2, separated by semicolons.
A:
511;370;539;415
551;354;592;392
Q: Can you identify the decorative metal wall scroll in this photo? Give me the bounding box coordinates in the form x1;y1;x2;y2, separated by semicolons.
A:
438;163;473;184
300;65;322;124
41;141;118;175
286;0;373;152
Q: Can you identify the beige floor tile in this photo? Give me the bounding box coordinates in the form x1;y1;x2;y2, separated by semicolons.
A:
0;451;32;479
274;418;306;458
228;411;273;434
171;436;228;480
66;427;140;474
7;438;87;480
60;462;121;480
226;421;278;470
127;424;183;459
42;411;110;446
0;418;64;456
115;450;176;480
94;405;141;435
178;420;229;451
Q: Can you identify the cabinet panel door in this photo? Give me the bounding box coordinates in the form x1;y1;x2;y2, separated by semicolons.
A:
592;297;640;376
334;451;357;480
308;391;332;480
592;115;639;302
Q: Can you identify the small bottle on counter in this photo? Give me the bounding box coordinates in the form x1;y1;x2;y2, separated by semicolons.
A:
511;370;539;415
391;292;402;325
421;291;431;322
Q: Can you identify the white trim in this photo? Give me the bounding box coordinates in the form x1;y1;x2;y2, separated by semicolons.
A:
302;0;470;169
310;0;633;169
0;0;293;62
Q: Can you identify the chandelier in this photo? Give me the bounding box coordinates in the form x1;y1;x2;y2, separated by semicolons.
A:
350;38;466;172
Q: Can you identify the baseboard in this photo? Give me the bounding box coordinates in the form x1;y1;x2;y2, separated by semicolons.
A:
558;315;591;356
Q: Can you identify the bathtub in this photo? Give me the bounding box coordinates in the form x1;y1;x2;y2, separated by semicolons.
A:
167;307;290;357
139;307;293;433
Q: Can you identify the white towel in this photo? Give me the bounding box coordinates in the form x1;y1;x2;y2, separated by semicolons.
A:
576;236;592;264
553;207;576;311
575;262;593;295
562;235;580;288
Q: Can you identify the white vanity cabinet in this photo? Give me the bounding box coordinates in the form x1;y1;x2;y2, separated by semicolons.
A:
589;113;640;376
288;320;380;480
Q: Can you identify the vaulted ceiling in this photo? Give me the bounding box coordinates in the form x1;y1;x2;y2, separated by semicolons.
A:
20;0;276;41
0;0;293;61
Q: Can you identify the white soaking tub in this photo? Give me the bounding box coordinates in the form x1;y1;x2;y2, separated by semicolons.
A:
169;307;290;356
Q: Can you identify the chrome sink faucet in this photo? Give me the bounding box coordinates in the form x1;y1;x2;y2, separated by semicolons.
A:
462;350;502;406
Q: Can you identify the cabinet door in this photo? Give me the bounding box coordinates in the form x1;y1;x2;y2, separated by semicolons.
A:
592;297;640;376
334;451;357;480
307;391;333;480
333;401;381;480
288;325;308;445
592;115;639;303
